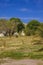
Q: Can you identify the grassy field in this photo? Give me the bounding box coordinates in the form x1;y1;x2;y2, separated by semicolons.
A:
0;36;43;59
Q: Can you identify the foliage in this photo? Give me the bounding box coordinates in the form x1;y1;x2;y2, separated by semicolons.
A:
0;19;43;37
25;20;41;36
39;23;43;37
17;22;25;33
0;18;24;36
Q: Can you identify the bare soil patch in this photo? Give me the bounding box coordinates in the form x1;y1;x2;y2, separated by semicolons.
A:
0;58;43;65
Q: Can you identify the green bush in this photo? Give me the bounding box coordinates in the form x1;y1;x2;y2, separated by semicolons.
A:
25;20;40;36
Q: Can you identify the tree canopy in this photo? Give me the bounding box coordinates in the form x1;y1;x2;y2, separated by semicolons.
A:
25;20;41;36
0;18;43;37
0;18;24;36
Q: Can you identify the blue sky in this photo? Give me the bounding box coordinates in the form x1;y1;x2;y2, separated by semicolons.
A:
0;0;43;23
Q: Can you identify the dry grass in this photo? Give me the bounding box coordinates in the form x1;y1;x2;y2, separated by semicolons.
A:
0;36;43;59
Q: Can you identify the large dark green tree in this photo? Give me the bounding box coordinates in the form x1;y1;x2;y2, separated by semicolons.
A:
25;20;40;36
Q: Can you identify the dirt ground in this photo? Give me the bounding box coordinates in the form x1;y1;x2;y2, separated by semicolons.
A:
0;58;43;65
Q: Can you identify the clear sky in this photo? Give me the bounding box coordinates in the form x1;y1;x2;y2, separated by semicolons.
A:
0;0;43;23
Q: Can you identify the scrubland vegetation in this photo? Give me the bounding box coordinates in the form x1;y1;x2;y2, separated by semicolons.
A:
0;18;43;37
0;18;43;60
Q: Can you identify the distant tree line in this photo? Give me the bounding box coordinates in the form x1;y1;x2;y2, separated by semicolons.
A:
0;18;43;37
